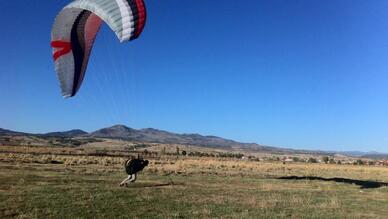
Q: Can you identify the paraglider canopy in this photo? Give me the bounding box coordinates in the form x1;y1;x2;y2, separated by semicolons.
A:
51;0;147;98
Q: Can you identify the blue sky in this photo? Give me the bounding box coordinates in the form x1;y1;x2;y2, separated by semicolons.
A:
1;0;388;152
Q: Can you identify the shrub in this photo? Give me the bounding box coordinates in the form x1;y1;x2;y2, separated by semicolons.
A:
308;158;318;163
356;159;364;165
322;156;329;163
292;157;300;162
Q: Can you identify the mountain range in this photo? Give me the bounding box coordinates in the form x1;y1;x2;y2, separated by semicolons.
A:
0;125;301;153
0;128;87;138
1;126;387;158
89;125;271;150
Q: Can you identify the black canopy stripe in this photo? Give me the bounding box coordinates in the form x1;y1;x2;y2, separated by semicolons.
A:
126;0;139;40
70;10;91;96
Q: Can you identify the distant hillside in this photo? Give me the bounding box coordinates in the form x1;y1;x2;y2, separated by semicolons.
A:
336;151;373;157
2;125;387;158
90;125;220;146
43;129;88;137
331;151;388;159
361;154;388;160
0;125;331;154
0;128;87;138
0;128;27;136
90;125;252;149
89;125;138;139
89;125;307;153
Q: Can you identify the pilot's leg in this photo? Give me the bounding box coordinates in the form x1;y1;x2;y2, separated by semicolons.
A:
120;175;132;186
129;173;137;182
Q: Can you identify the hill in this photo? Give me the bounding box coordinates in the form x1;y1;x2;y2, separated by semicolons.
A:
361;154;388;160
0;128;87;138
89;125;335;155
43;129;88;137
0;128;27;136
90;125;272;150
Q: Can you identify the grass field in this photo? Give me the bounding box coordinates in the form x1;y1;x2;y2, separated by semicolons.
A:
1;152;388;218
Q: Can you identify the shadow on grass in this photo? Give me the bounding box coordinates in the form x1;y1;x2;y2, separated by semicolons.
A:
126;182;184;188
277;176;388;189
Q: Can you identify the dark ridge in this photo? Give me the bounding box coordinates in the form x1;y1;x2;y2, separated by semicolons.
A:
43;129;88;137
0;128;28;136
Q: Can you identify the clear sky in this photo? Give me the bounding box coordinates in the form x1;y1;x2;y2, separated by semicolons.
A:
1;0;388;152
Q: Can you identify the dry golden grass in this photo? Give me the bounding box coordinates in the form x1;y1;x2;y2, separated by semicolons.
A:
1;152;388;182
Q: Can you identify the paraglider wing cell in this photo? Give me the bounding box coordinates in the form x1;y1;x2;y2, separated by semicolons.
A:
51;0;147;98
